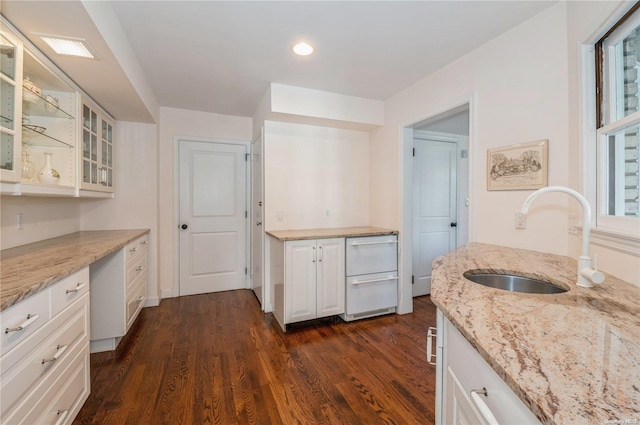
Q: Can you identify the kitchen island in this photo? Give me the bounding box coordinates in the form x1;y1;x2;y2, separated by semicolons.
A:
1;229;149;311
431;243;639;424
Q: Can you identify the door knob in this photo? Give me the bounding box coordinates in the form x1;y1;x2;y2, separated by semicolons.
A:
256;221;262;226
450;222;457;227
181;224;188;230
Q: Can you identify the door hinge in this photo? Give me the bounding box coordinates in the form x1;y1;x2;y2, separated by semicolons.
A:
245;211;248;218
412;275;415;284
245;153;250;161
245;267;248;275
412;147;415;157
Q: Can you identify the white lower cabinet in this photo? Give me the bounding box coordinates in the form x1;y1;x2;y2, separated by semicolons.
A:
271;237;345;330
435;310;541;425
0;268;90;425
90;234;148;352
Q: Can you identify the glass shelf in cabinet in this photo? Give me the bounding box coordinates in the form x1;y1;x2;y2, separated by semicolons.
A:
22;87;74;120
22;125;73;148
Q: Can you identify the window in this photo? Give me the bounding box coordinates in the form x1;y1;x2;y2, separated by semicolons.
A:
595;3;640;236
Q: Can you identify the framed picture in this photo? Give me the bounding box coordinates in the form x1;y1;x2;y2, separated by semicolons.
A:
487;139;548;191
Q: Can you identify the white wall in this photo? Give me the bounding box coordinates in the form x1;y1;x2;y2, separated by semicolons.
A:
157;107;252;298
264;120;370;230
372;3;571;253
80;121;160;304
1;196;81;249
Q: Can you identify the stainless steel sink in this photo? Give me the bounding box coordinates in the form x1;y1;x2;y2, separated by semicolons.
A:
463;271;568;294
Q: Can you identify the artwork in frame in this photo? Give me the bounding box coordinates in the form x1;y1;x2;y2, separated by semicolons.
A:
487;140;548;191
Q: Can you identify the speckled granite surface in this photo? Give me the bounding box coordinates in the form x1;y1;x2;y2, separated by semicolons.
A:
1;230;149;311
431;243;640;425
266;226;397;241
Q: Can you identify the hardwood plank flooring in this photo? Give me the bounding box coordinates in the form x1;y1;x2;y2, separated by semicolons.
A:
73;290;437;425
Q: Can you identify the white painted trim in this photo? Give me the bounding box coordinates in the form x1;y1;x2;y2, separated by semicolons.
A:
591;227;640;256
172;135;251;298
398;94;477;315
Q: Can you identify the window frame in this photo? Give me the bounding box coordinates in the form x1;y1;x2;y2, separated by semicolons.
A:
585;2;640;253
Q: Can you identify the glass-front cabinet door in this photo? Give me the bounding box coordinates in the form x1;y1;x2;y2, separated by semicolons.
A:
81;99;114;193
0;27;23;183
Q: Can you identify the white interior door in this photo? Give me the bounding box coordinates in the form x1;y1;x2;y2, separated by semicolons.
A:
412;139;457;296
251;131;264;305
179;140;247;296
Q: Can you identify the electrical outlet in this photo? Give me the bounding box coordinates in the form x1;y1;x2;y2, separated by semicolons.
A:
17;213;23;230
325;209;330;218
514;212;527;229
276;211;284;221
568;213;579;235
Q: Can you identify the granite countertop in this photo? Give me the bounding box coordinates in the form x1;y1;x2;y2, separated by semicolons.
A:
1;230;149;312
266;226;398;241
431;243;639;425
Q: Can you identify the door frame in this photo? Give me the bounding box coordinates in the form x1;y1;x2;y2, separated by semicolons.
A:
250;128;267;309
172;136;251;297
398;95;477;314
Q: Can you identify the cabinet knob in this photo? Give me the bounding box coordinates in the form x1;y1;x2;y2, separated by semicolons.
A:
450;222;457;227
181;224;188;230
256;221;262;226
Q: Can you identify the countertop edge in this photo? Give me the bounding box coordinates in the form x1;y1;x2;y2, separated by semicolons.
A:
1;229;150;311
266;226;398;241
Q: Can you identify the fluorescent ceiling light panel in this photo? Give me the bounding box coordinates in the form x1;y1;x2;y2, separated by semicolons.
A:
39;35;96;59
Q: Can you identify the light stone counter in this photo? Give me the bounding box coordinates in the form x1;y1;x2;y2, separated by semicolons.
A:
1;230;149;311
266;226;397;241
431;243;639;425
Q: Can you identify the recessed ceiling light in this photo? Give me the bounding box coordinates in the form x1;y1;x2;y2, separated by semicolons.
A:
38;34;96;59
292;42;314;56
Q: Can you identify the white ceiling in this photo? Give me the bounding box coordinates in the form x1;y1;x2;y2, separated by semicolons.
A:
1;1;558;123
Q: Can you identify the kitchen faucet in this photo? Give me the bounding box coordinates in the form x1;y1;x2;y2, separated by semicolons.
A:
519;186;605;287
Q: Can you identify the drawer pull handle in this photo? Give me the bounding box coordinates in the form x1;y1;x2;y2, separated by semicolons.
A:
470;388;499;425
426;327;437;365
55;409;69;425
140;240;148;245
351;276;398;285
319;246;323;262
136;265;144;272
42;344;68;364
350;240;398;246
312;246;316;263
66;282;87;294
130;247;137;253
5;313;40;334
137;296;144;304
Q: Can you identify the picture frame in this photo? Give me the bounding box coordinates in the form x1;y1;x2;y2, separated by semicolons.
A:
487;139;548;191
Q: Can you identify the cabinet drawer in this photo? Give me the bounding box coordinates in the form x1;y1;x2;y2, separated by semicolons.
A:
346;235;398;276
1;293;89;415
50;267;89;317
126;254;147;288
345;271;398;315
126;277;146;331
125;235;147;263
3;341;89;425
1;289;50;356
446;320;541;425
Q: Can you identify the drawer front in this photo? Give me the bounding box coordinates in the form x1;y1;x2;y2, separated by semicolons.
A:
4;342;89;425
126;254;147;289
346;235;398;276
345;272;398;315
1;293;89;414
126;276;146;331
1;289;50;356
125;235;148;263
50;267;90;317
446;319;542;425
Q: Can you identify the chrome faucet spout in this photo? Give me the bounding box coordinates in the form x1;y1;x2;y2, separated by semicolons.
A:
519;186;604;287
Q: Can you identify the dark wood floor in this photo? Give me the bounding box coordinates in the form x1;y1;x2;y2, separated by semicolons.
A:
73;290;437;425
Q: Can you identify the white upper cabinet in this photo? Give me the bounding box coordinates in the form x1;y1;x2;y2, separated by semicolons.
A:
0;27;22;184
0;16;115;198
79;99;114;195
